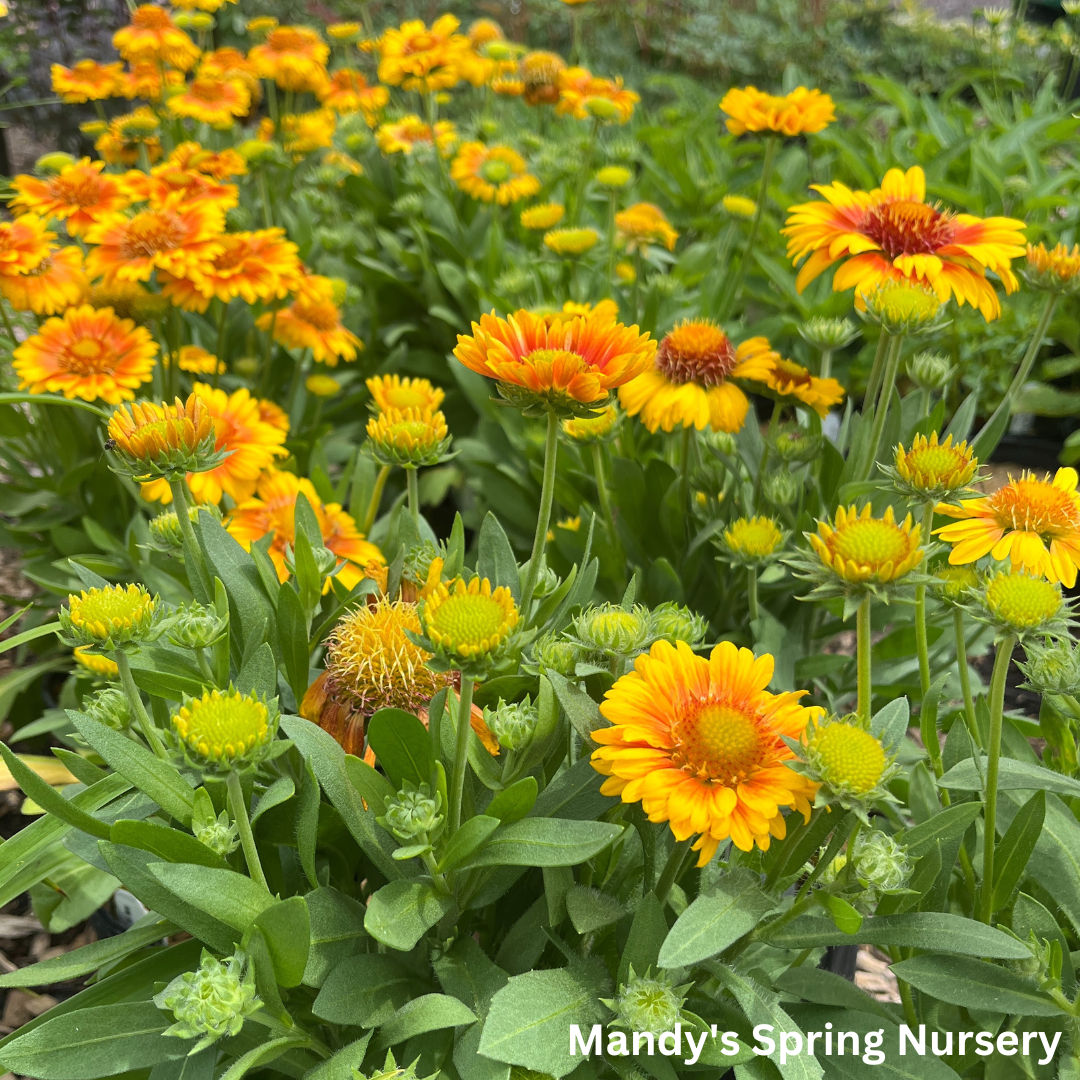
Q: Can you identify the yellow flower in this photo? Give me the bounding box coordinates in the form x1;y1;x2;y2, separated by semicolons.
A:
165;345;225;375
246;16;277;34
807;720;886;794
755;356;845;418
172;688;273;764
893;432;978;497
1024;242;1080;295
107;393;220;478
248;25;330;93
306;373;340;397
376;114;457;156
423;576;519;660
615;202;678;252
521;202;565;230
932;565;980;603
376;14;472;93
326;21;361;41
450;142;541;205
366;373;445;412
722;516;786;564
809;504;924;585
557;516;581;532
596;165;632;188
935;468;1080;587
720;85;835;136
73;645;120;678
983;571;1063;633
862;279;943;332
520;50;566;106
615;260;635;283
562;403;618;442
61;583;160;648
722;194;756;219
544;227;599;256
591;640;820;862
279;109;336;156
366;406;450;467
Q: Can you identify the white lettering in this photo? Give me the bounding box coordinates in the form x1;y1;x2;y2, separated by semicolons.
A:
632;1032;654;1056
959;1032;973;1055
606;1031;628;1057
780;1032;803;1065
838;1032;858;1056
1039;1032;1062;1065
570;1025;601;1057
863;1030;885;1066
659;1024;681;1057
683;1029;707;1065
900;1025;925;1055
721;1032;740;1057
975;1032;995;1056
932;1031;953;1057
1023;1032;1037;1057
753;1025;775;1057
996;1032;1017;1056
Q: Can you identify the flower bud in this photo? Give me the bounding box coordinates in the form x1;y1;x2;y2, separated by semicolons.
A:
798;316;859;350
495;267;534;295
166;602;229;650
704;428;736;455
648;602;707;647
931;565;979;605
366;407;453;468
595;165;632;189
83;687;132;731
767;423;820;463
573;603;651;658
1019;635;1080;696
605;968;687;1035
852;830;911;893
379;782;443;841
906;350;952;391
722;194;756;219
484;696;539;751
532;632;579;676
35;152;76;175
861;280;945;335
762;469;799;507
60;584;162;651
195;810;241;857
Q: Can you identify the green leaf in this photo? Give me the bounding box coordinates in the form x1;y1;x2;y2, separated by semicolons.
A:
486;777;538;823
0;1001;193;1079
940;756;1080;797
902;802;982;858
218;1036;305;1080
992;789;1045;912
891;955;1061;1015
0;620;59;655
659;869;775;968
302;1035;372;1080
476;512;521;602
461;818;623;869
69;713;194;826
236;641;277;701
344;755;397;817
128;648;208;701
437;814;500;873
276;583;310;706
815;892;864;935
303;886;368;989
313;953;418;1027
149;862;274;932
366;707;434;789
565;886;626;935
774;967;899;1024
545;671;603;745
618;892;668;986
376;993;476;1046
250;895;309;987
364;879;453;951
759;912;1030;959
110;820;227;869
870;697;909;752
479;961;609;1078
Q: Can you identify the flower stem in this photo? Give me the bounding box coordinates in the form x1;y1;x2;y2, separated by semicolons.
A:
362;464;392;536
981;633;1017;924
862;331;889;409
0;302;18;346
747;566;760;623
114;651;167;760
168;477;212;604
654;836;694;904
819;347;833;380
954;608;982;749
448;677;475;834
591;443;623;566
227;768;268;890
914;501;935;700
857;594;872;722
520;409;559;618
406;466;420;533
857;331;904;483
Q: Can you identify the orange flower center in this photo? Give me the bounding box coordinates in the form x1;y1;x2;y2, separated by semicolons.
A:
988;477;1080;538
62;336;116;374
772;358;812;386
829;518;911;568
133;7;172;28
296;298;340;332
406;32;438;53
861;199;956;261
268;28;311;53
213;240;252;271
120;210;186;259
673;700;766;784
190;79;230;102
655;321;735;387
51;172;105;208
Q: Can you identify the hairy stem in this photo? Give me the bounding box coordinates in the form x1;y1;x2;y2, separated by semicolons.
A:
227;769;268;889
981;633;1017;924
520;409;559;618
448;677;475;834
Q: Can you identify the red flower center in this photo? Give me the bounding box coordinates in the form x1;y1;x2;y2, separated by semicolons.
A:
861;199;955;261
655;321;735;387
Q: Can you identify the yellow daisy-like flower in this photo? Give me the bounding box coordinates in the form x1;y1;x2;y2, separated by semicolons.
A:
722;194;756;219
544;227;599;256
810;504;924;586
720;85;835;136
73;644;120;678
935;467;1080;587
521;202;565;230
62;583;159;648
167;75;250;128
107;393;219;477
248;25;330;93
375;114;457;156
592;639;820;863
450;142;541;206
562;403;618;443
1024;241;1080;295
983;571;1063;633
807;720;886;795
306;374;340;397
615;202;678;253
894;432;978;496
326;21;361;41
165;345;225;375
51;60;124;102
423;576;519;660
619;322;776;434
557;515;581;532
722;516;786;564
0;247;88;317
10;159;131;238
113;5;201;71
468;18;504;47
557;69;638;124
366;373;445;413
172;688;272;764
256;275;361;365
755;356;845;418
279;109;336;156
366;406;450;467
376;14;472;93
0;215;54;278
556;299;619;322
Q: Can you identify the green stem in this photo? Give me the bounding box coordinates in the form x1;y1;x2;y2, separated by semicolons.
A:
227;769;268;889
654;836;694;904
362;464;392;536
863;331;890;409
632;249;642;323
889;946;920;1027
520;409;559;618
114;651;167;759
606;192;618;284
259;308;278;397
857;594;872;722
747;566;759;623
406;466;420;532
914;501;935;700
819;347;833;380
213;301;228;391
954;608;982;749
0;302;18;346
421;845;449;894
981;633;1017;924
570;118;601;226
169;477;212;604
591;443;623;566
448;677;475;834
857;332;904;483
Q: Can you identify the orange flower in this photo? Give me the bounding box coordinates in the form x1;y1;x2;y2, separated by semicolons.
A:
167;141;247;180
755;356;846;418
279;109;336;156
114;5;201;71
168;76;251;128
249;26;330;92
51;60;124;102
783;165;1027;321
10;160;130;238
256;275;361;365
556;68;638;123
615;202;679;252
450;142;540;205
520;50;565;106
454;307;656;411
375;114;457;155
198;48;260;100
0;215;54;278
141;383;288;505
0;247;88;315
13;305;157;403
84;196;226;285
120;164;239;214
317;69;389;125
376;14;472;93
120;61;186;101
227;469;383;590
160;228;301;311
720;86;835;136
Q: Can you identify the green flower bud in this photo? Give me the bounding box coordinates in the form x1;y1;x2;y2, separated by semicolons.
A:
1019;636;1080;696
35;152;76;175
155;949;261;1052
861;280;946;336
573;603;651;658
762;469;800;508
853;831;911;893
379;781;443;841
166;601;229;650
649;602;708;647
496;267;534;295
798;316;859;350
608;136;639;161
906;350;952;392
283;541;340;581
532;632;579;676
650;273;680;298
533;564;561;599
82;686;132;731
362;1051;438;1080
484;696;539;751
604;968;687;1035
393;193;425;218
767;423;821;463
704;428;736;456
195;809;240;857
149;505;221;552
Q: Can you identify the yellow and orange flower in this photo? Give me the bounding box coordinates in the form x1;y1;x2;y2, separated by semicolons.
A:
167;75;251;128
227;469;383;589
375;114;457;155
120;168;238;217
454;307;655;411
10;160;131;238
84;196;226;285
0;246;88;315
450;143;540;205
720;85;835;136
755;355;845;418
51;60;124;102
468;18;504;48
557;68;638;123
366;374;445;413
256;275;361;365
376;15;472;93
0;215;54;281
520;50;565;106
13;305;157;404
160;228;301;311
198;48;260;101
317;69;389;125
140;383;288;505
248;25;330;92
167;141;247;180
592;639;819;862
810;504;924;586
615;202;679;253
521;202;565;231
279;109;336;156
167;345;224;374
783;165;1027;321
113;5;201;71
619;322;776;433
935;468;1080;588
118;62;184;102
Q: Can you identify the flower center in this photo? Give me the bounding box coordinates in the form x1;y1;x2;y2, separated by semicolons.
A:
63;337;113;374
407;32;437;53
728;518;782;557
191;79;229;102
71;585;155;629
296;298;339;332
481;159;513;184
860;199;956;261
120;210;185;259
269;28;308;52
989;476;1080;538
985;572;1061;629
673;701;765;784
811;724;885;793
771;358;812;386
173;690;269;760
522;347;587;371
655;321;735;387
429;593;507;646
53;172;104;208
830;519;910;569
908;445;964;480
134;6;172;28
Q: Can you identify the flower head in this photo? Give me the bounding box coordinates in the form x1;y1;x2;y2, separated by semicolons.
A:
596;165;632;189
615;202;678;253
171;687;277;767
806;717;887;796
423;576;519;664
114;5;201;70
720;516;787;567
366;407;452;467
755;355;845;418
605;970;688;1035
520;50;566;105
51;60;124;102
1024;242;1080;295
0;247;88;316
980;571;1064;635
317;70;388;124
74;644;120;679
935;468;1080;587
107;393;223;479
783;165;1026;321
557;69;638;124
798;316;860;351
60;583;161;650
376;15;472;93
619;323;776;433
249;25;329;92
931;565;979;605
723;194;757;219
454;307;656;416
11;160;130;238
808;504;924;590
168;75;250;128
0;215;53;277
375;114;457;156
592;640;820;862
544;227;599;256
451;143;540;205
861;279;945;333
521;203;565;230
720;85;835;136
366;374;445;413
890;432;978;501
256;275;361;365
306;374;340;397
